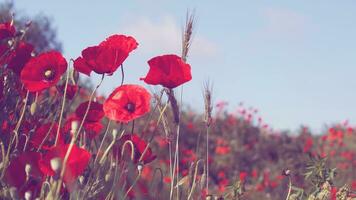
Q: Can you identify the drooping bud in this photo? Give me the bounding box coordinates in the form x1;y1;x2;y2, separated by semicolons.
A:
282;169;291;176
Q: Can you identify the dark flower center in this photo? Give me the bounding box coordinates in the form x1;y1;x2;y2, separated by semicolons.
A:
125;102;136;113
44;69;56;81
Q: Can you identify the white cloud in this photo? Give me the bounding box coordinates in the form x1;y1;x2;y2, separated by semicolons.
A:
121;15;218;58
262;7;309;38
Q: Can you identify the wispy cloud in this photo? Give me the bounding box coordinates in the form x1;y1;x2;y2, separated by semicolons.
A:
121;15;218;58
261;7;309;39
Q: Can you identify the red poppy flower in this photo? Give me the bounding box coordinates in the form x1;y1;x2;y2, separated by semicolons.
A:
30;123;64;150
7;42;34;75
63;114;80;134
83;121;103;139
74;34;138;76
113;134;156;164
4;152;43;197
0;21;15;40
140;54;192;88
64;114;103;139
239;171;248;182
75;101;104;122
20;51;67;92
38;144;91;183
103;84;151;123
58;84;78;100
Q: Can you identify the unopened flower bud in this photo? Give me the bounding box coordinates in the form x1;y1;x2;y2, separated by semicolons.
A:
79;176;85;184
105;173;111;182
137;164;143;172
7;40;13;46
50;157;62;173
71;120;79;133
24;191;32;200
25;164;32;178
205;195;213;200
112;129;118;139
282;169;291;176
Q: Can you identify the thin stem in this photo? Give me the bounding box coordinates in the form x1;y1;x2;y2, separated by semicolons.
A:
285;176;292;200
123;170;141;200
76;74;105;136
37;121;56;152
93;120;111;164
1;90;29;178
206;126;210;194
55;65;70;145
138;102;168;163
53;74;105;199
187;160;204;200
120;64;125;86
131;120;135;134
170;86;183;199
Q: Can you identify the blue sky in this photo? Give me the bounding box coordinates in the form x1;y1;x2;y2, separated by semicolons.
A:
12;0;356;131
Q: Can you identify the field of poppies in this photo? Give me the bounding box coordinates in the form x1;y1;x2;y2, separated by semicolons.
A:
0;10;356;200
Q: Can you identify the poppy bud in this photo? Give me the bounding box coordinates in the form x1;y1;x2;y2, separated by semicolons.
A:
137;164;143;172
112;129;118;139
205;195;213;200
7;40;13;46
105;173;111;182
79;176;85;185
24;191;32;200
282;169;291;176
50;157;62;173
25;163;32;179
71;120;79;133
30;102;37;115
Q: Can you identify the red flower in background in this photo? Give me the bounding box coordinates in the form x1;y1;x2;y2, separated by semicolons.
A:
140;54;192;88
74;34;137;76
113;134;156;164
58;84;78;100
103;84;151;123
0;77;3;100
7;42;34;75
239;171;248;182
20;51;67;92
83;121;103;139
30;123;64;150
4;152;43;197
0;21;15;40
64;113;103;139
303;137;314;153
75;101;104;122
39;144;91;183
